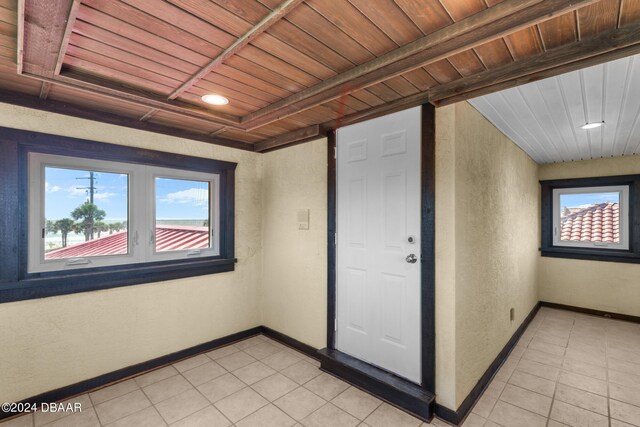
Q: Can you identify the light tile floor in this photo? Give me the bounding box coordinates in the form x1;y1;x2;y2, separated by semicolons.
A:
464;306;640;427
2;307;640;426
0;334;435;427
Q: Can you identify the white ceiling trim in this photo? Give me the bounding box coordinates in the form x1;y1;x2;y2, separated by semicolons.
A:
469;54;640;164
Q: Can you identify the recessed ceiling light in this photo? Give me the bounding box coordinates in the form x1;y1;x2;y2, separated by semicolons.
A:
580;122;604;130
201;94;229;105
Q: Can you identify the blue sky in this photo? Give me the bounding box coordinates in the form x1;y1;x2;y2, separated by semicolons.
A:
156;177;209;220
560;192;619;209
45;167;209;221
45;167;128;221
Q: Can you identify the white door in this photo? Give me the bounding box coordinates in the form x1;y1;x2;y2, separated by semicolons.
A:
336;106;422;383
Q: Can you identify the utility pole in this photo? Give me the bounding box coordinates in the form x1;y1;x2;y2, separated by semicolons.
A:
76;172;98;239
76;171;97;203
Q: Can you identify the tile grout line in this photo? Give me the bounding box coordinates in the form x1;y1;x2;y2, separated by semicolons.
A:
217;363;276;424
501;310;566;426
74;337;265;426
215;342;322;426
605;322;611;427
545;314;573;427
484;310;546;425
109;344;255;426
532;308;555;427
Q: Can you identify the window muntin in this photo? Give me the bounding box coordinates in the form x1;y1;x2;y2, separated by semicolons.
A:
552;185;629;250
29;153;220;273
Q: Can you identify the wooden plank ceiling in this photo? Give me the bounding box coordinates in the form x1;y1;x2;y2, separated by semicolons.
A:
0;0;639;152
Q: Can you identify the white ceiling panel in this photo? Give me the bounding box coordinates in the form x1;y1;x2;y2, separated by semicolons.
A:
469;54;640;164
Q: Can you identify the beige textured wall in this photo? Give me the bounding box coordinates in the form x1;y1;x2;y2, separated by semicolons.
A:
446;102;540;407
539;156;640;316
0;103;263;403
261;139;328;348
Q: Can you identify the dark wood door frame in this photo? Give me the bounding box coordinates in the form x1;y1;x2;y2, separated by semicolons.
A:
325;103;436;393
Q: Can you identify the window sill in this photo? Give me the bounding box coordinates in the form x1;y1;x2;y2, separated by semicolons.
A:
540;247;640;264
0;257;236;303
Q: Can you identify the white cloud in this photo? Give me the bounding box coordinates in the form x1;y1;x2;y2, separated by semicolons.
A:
160;188;208;206
94;192;116;201
66;186;118;202
45;182;61;193
67;186;88;198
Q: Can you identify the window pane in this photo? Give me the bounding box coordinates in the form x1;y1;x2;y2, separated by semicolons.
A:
155;177;210;252
44;167;129;259
559;191;620;243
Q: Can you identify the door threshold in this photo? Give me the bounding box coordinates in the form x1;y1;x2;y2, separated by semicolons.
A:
318;348;435;422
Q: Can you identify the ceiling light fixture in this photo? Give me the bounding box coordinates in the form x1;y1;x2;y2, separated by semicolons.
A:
580;122;604;130
201;94;229;105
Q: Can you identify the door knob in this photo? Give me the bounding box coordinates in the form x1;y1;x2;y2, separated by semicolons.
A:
406;254;418;264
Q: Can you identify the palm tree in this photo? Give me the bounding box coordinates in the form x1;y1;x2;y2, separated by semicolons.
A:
71;202;106;241
93;221;108;238
108;221;125;234
45;220;57;235
54;218;75;247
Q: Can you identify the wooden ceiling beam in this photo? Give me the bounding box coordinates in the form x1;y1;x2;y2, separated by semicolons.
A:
240;0;599;130
139;0;304;125
254;124;319;152
321;93;432;132
167;0;305;101
21;71;244;128
18;0;244;129
140;108;158;122
54;0;82;75
252;24;640;151
39;82;52;100
16;0;25;74
21;0;75;78
0;89;255;151
432;23;640;106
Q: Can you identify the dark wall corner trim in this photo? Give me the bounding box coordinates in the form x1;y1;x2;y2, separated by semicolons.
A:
540;301;640;324
261;326;320;360
435;301;542;425
326;129;337;349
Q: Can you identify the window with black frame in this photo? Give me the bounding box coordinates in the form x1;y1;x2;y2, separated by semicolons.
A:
540;175;640;264
0;127;236;303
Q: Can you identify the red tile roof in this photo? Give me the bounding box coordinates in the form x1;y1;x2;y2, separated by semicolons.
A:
560;202;619;243
45;225;209;259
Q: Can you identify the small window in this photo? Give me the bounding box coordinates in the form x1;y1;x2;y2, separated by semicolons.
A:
541;175;640;264
0;127;236;303
552;186;629;250
28;153;221;273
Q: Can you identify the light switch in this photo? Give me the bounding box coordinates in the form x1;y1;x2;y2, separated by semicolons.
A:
297;209;310;230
